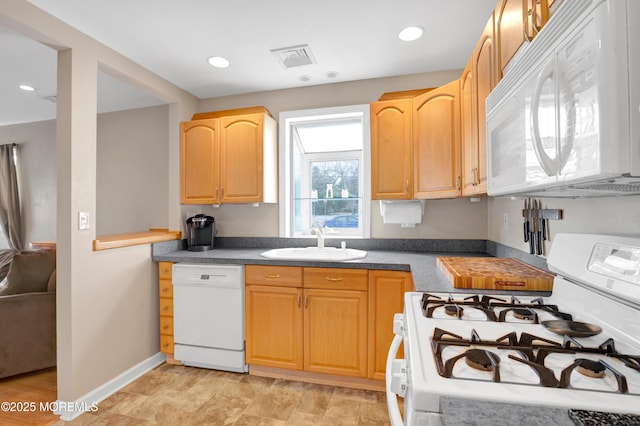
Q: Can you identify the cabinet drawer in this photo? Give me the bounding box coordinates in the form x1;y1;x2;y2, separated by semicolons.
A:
246;265;303;287
158;262;173;280
160;316;173;336
304;268;368;291
159;298;173;317
160;335;174;354
159;279;173;299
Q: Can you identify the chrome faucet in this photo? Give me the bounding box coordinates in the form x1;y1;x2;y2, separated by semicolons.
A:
310;223;325;248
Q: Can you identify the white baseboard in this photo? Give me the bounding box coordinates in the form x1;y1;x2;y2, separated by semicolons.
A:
54;352;166;421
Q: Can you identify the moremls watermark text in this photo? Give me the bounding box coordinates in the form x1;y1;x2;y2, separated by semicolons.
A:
1;401;99;413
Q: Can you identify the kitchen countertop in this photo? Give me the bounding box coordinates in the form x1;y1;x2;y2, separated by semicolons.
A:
441;398;576;426
441;399;640;426
152;241;549;295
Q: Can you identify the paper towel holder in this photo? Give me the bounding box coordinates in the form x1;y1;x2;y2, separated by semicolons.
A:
379;200;425;228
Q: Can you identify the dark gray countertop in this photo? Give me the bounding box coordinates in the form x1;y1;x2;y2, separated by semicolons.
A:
152;241;549;295
441;399;640;426
441;398;575;426
153;246;461;292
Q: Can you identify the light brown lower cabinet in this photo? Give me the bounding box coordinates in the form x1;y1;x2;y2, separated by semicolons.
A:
303;288;368;377
245;265;412;381
245;284;303;370
158;261;175;356
368;270;414;380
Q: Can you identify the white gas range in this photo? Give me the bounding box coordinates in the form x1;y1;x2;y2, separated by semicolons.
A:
386;234;640;425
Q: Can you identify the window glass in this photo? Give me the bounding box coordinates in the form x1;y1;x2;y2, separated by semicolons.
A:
279;105;370;239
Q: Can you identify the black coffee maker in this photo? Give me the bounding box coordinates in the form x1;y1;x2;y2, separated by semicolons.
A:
186;214;215;251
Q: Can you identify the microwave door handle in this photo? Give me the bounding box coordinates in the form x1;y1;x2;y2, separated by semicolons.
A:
530;60;558;176
557;86;577;175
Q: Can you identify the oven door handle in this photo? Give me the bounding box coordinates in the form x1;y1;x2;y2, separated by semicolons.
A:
386;333;406;426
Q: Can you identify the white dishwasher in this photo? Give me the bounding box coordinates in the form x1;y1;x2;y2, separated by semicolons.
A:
172;263;247;373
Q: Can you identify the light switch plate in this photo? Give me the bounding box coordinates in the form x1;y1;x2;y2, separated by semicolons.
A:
79;211;90;230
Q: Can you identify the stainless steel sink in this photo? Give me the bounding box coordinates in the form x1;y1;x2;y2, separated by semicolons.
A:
259;247;367;262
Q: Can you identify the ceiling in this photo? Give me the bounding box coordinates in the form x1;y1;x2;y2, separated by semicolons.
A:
2;0;496;126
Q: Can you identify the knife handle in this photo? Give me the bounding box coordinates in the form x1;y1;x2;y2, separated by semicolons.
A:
524;222;530;242
536;231;543;255
529;233;535;254
541;218;547;240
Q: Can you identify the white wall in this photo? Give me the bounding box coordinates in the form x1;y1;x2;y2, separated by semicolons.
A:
96;105;170;235
0;120;56;247
488;195;640;255
192;69;489;240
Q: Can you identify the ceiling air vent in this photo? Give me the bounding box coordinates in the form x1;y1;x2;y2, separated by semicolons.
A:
271;44;316;69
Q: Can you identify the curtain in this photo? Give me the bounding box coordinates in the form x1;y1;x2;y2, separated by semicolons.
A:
0;144;22;250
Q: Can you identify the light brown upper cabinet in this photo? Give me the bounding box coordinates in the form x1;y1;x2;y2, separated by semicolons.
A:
460;58;477;197
181;119;219;204
461;13;495;196
413;80;462;199
370;99;414;200
180;107;277;205
495;0;550;79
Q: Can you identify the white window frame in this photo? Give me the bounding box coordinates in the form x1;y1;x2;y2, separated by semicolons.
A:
278;104;371;238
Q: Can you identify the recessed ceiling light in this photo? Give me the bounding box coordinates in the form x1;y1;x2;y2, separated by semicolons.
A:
399;26;424;42
19;85;36;91
326;71;339;79
297;75;312;82
206;56;230;68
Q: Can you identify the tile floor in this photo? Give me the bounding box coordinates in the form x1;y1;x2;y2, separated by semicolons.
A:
56;364;395;425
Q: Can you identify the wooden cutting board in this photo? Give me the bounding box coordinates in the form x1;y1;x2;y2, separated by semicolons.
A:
436;256;555;291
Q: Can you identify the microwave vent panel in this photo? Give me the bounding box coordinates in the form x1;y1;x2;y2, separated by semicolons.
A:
519;177;640;197
271;44;317;69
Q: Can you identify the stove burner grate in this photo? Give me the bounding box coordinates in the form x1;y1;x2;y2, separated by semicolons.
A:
560;359;629;393
420;293;573;323
430;327;639;393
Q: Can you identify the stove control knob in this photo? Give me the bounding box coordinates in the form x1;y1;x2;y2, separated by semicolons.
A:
393;313;405;336
390;359;408;397
390;372;408;398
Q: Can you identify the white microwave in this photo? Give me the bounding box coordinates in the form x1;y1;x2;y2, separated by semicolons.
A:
486;0;640;197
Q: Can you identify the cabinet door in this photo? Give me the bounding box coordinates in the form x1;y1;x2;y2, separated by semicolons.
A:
495;0;527;78
471;13;495;195
370;99;413;199
303;288;368;377
528;0;550;40
413;80;461;199
245;285;303;370
180;119;220;204
220;113;264;203
368;270;413;380
460;58;477;197
495;0;550;80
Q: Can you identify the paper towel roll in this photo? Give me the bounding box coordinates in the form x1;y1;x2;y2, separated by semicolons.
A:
379;200;424;227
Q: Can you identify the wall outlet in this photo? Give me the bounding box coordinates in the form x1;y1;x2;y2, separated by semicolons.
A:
79;211;90;230
503;212;509;230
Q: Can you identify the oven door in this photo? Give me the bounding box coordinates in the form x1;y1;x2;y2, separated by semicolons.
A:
385;333;405;426
386;313;443;426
